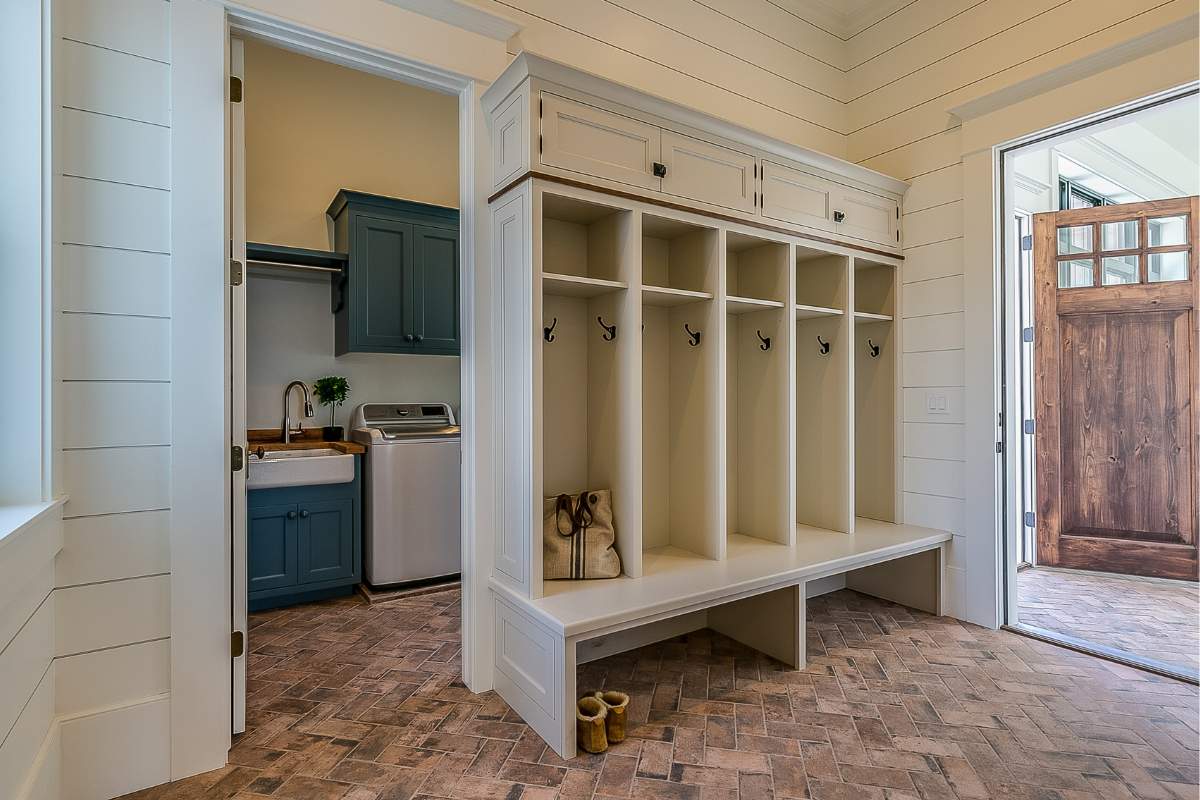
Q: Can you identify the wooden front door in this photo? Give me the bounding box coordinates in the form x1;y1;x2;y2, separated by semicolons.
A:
1033;197;1199;581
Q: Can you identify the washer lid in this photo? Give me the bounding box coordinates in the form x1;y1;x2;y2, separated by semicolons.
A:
350;402;459;439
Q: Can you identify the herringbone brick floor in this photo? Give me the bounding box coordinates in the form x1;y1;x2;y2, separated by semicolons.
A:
1017;567;1200;676
122;588;1199;800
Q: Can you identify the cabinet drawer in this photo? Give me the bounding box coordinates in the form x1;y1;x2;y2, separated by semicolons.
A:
830;184;899;247
661;132;757;214
761;160;835;232
540;93;661;192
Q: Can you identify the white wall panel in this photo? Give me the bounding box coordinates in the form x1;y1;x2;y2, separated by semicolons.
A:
55;574;170;657
903;387;965;425
903;492;965;534
0;599;54;748
57;511;171;587
902;202;964;249
61;447;171;518
903;276;964;319
58;177;170;252
903;349;965;387
58;39;169;125
60;0;170;63
903;422;965;462
57;244;170;317
58;313;169;381
859;128;961;181
902;238;964;284
59;108;170;189
59;382;171;449
903;312;964;353
903;165;963;214
0;667;54;800
55;638;170;716
59;696;170;800
903;457;966;499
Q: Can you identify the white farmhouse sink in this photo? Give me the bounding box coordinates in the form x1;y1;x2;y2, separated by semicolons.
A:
247;448;355;490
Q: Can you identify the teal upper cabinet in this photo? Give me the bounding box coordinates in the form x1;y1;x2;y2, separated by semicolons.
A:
328;190;460;356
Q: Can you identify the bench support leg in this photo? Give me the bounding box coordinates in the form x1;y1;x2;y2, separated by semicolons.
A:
708;584;803;668
845;546;945;616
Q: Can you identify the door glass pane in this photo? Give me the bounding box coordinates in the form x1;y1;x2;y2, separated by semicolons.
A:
1101;220;1138;251
1148;250;1188;282
1101;255;1139;285
1148;215;1187;247
1057;225;1092;254
1058;258;1094;288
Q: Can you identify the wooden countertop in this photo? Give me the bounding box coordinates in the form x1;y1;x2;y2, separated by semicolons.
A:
247;428;366;455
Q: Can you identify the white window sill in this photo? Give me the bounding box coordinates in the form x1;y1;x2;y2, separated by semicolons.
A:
0;497;67;551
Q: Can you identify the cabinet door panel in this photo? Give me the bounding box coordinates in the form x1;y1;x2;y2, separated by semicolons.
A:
661;132;757;213
248;504;298;591
831;185;899;246
540;93;661;191
354;215;413;350
298;499;355;583
411;225;460;353
761;160;833;231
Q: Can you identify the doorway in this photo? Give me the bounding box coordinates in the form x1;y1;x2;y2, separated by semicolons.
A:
1001;90;1200;682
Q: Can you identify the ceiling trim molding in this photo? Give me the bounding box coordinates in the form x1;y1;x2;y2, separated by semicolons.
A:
382;0;522;42
1058;136;1186;199
775;0;910;39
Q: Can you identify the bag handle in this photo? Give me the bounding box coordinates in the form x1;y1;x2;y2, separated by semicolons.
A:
553;492;595;538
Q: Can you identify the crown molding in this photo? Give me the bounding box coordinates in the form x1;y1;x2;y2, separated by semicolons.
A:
382;0;522;42
773;0;910;39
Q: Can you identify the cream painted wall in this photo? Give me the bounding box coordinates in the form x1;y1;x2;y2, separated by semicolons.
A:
244;38;459;251
242;39;461;427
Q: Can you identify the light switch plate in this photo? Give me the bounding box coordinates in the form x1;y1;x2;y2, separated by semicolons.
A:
926;392;949;414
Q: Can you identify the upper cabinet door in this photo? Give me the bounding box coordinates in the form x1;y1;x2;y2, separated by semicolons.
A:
760;160;835;232
660;132;757;214
410;224;461;355
540;93;662;191
352;214;414;351
829;185;899;247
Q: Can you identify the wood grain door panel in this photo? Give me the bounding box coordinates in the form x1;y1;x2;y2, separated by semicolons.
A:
1034;196;1199;581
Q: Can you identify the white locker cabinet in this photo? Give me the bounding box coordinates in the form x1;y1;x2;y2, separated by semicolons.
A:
832;184;900;247
660;131;757;214
540;93;661;192
761;159;837;233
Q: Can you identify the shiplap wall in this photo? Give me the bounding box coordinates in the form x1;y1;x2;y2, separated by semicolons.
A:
53;0;173;796
844;0;1199;615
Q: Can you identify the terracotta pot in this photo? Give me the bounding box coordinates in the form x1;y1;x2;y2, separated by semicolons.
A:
595;690;630;743
576;696;608;754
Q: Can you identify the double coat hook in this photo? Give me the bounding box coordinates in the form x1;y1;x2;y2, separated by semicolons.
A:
684;323;702;347
816;335;830;355
867;338;881;358
544;317;557;342
597;316;617;341
756;330;771;351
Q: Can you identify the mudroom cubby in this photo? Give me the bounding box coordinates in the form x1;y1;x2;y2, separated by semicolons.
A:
854;258;898;523
538;191;641;585
796;250;852;532
485;54;952;761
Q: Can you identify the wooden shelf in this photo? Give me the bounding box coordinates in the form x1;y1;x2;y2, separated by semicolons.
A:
642;285;712;307
525;519;951;636
854;310;893;323
795;303;843;320
727;295;785;314
542;272;627;298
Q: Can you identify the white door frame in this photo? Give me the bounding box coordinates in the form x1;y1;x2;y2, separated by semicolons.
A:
170;0;499;778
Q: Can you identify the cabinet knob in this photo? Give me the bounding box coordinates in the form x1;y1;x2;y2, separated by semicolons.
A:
414;334;424;343
404;334;414;342
300;510;309;518
652;162;667;178
833;210;846;223
287;511;297;519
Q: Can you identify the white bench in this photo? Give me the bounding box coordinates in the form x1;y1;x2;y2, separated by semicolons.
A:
489;519;952;757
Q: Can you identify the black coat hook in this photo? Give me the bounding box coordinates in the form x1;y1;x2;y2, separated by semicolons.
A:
544;317;557;342
756;330;771;351
867;338;881;358
816;335;830;355
684;323;701;347
597;316;616;341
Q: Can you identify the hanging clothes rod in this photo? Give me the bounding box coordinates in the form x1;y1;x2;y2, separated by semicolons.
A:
246;259;343;274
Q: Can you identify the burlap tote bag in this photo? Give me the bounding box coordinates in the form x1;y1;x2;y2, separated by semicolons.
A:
543;490;621;580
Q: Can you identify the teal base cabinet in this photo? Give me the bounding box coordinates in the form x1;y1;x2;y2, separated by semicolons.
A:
248;457;361;611
328;190;460;356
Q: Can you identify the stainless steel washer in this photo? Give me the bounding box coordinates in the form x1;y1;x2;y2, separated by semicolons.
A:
351;402;461;587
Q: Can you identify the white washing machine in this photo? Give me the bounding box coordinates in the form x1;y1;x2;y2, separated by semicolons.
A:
351;402;461;587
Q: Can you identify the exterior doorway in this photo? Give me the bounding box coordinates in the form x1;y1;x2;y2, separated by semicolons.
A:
1001;90;1200;682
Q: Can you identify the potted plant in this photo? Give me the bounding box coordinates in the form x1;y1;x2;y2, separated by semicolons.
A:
312;376;350;441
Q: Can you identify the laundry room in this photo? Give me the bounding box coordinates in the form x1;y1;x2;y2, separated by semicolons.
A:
235;35;463;624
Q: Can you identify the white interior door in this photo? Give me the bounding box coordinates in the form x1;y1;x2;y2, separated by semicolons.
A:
229;36;248;735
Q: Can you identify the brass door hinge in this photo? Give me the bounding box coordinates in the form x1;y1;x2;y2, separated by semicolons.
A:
230;259;243;287
230;76;243;103
231;445;244;472
231;630;245;658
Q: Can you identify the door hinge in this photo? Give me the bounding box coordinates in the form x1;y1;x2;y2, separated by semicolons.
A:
1023;511;1036;528
753;191;757;206
1020;234;1032;251
1022;326;1034;343
230;259;243;287
538;134;542;154
995;440;1003;454
1023;418;1035;435
230;76;243;103
896;206;900;219
753;162;757;179
896;230;900;242
538;97;542;118
231;630;245;658
231;445;244;472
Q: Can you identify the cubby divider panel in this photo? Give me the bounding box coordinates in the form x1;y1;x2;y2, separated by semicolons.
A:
855;318;896;524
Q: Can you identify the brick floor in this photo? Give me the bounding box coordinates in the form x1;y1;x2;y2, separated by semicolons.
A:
120;588;1199;800
1017;566;1199;676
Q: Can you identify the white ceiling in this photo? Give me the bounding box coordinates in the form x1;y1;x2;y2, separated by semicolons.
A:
777;0;910;39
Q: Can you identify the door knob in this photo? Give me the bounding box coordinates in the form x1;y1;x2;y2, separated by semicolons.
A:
300;510;309;518
404;334;414;342
652;162;667;178
833;210;846;223
414;334;424;342
287;511;297;519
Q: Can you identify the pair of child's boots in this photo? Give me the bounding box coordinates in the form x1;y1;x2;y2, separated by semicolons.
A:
576;691;629;754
